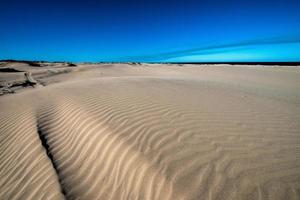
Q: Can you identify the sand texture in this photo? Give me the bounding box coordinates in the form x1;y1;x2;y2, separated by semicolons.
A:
1;62;300;199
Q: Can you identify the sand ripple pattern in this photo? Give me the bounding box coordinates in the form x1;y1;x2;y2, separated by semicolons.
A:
1;76;300;200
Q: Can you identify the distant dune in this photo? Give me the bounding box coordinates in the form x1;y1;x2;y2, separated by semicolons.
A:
0;62;300;199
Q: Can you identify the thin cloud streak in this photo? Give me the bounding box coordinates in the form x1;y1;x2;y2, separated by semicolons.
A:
117;35;300;62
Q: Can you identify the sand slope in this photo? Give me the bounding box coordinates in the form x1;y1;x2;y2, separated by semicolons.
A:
1;64;300;199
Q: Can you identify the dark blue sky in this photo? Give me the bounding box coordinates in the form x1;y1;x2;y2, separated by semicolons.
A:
1;0;300;62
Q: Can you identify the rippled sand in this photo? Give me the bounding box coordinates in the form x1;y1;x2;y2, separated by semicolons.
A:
1;63;300;199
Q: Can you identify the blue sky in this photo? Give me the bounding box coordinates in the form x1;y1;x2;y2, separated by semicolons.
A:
1;0;300;62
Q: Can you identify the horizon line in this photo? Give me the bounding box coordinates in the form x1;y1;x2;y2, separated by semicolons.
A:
1;59;300;66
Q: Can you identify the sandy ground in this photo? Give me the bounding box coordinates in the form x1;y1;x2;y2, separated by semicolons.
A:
0;61;300;200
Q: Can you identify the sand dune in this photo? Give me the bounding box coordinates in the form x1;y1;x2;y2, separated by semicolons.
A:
1;63;300;199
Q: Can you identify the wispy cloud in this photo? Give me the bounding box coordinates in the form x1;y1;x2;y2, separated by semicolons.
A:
118;34;300;62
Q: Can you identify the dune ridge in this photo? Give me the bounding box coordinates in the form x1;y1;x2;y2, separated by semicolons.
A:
1;64;300;199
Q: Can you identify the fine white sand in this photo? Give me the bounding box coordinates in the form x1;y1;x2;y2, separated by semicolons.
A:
1;62;300;199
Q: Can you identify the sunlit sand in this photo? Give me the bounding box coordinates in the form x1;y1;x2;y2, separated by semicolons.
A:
1;61;300;199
